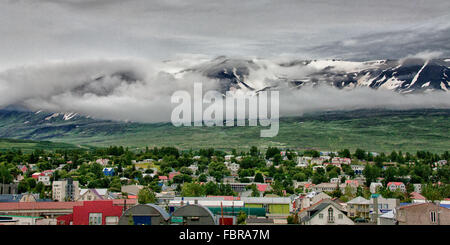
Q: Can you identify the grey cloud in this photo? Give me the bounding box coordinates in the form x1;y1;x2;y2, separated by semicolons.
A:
0;58;448;123
1;0;450;68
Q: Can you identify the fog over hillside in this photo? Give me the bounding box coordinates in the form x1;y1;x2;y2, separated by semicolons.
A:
0;56;449;123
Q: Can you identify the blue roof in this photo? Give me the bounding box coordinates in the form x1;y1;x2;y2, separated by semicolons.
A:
400;202;412;206
440;204;450;209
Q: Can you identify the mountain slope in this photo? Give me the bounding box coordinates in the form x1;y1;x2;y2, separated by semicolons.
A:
0;108;448;153
182;57;450;93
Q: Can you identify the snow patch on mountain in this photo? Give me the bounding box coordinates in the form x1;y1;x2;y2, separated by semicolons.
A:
45;113;60;121
63;112;77;120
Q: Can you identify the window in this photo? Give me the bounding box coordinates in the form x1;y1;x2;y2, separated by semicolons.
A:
328;208;334;222
384;204;389;209
89;213;102;225
105;216;118;225
430;211;437;223
338;214;343;219
319;214;323;219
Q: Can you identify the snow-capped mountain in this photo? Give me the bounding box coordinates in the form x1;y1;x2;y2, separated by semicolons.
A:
172;56;450;93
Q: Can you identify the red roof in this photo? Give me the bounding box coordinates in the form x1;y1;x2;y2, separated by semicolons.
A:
410;192;426;200
158;176;168;180
257;184;268;192
168;172;181;180
0;199;137;211
387;182;404;187
304;183;314;188
206;196;240;201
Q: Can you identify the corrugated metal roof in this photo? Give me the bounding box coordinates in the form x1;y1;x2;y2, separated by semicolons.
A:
144;204;171;220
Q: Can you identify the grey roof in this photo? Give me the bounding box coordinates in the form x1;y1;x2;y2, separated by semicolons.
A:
172;204;217;224
301;200;345;223
145;203;171;220
246;218;274;224
347;196;371;205
0;194;23;202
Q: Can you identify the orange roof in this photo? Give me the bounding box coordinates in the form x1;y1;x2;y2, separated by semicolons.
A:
0;201;83;211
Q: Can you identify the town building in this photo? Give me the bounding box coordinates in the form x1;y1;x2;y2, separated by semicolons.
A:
413;184;422;193
121;184;144;196
396;202;450;225
56;200;124;225
52;179;80;202
347;196;371;219
102;167;115;177
351;165;365;175
410;192;427;203
77;189;114;201
370;182;383;194
387;182;406;192
172;204;218;225
299;199;354;225
0;183;18;195
294;192;331;211
118;203;170;225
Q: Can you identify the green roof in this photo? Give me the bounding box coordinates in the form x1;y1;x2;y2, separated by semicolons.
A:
0;215;42;219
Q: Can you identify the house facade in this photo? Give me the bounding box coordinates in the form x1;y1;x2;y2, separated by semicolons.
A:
397;202;450;225
52;179;80;202
387;182;406;192
300;200;354;225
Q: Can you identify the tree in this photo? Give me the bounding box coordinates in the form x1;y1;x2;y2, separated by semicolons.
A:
354;149;366;160
339;149;351;158
205;181;219;195
363;164;381;186
247;184;260;197
237;211;247;225
198;174;207;182
0;165;13;184
181;182;205;197
254;173;264;183
287;213;299;224
421;184;442;202
137;188;157;204
249;146;259;157
265;147;280;159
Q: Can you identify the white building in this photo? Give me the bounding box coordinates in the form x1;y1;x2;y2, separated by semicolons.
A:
297;156;312;167
300;200;354;225
38;175;51;186
95;158;109;166
370;182;383;194
224;155;234;161
413;184;422;193
52;179;80;202
227;163;240;175
188;164;199;173
387;182;406;192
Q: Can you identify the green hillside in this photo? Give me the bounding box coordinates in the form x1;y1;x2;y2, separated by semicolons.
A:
49;109;450;153
0;138;89;152
0;109;448;154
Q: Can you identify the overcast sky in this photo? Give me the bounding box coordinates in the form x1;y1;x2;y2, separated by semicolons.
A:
0;0;449;69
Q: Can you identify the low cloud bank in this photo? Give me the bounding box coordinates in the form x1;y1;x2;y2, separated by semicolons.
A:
0;58;449;123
